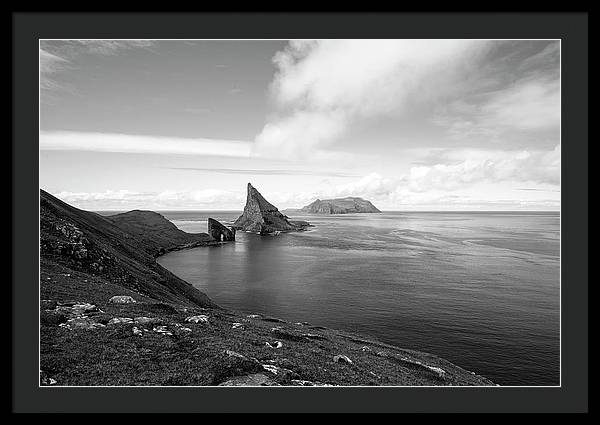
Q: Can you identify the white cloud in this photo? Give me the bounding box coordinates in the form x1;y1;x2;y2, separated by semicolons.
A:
269;145;561;208
66;40;155;56
55;188;246;210
39;49;73;95
254;40;487;158
40;40;157;95
52;143;561;211
40;131;252;158
255;110;347;157
404;144;561;192
435;77;560;141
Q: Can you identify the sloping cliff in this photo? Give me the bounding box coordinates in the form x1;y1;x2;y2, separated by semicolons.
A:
233;183;309;234
40;189;216;308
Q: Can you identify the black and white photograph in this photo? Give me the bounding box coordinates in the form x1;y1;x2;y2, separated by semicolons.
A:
11;11;588;413
38;38;562;388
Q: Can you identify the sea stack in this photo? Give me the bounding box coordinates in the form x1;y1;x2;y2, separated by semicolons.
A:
233;183;309;235
207;218;236;242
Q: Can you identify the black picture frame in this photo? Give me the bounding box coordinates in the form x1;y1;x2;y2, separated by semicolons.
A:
12;11;588;413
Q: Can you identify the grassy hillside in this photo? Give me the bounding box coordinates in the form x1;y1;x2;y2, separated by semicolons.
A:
40;189;494;386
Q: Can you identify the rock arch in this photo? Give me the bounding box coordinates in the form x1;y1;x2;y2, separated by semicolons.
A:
208;218;236;242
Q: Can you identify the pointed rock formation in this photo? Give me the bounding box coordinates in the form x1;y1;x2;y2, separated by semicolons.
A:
208;218;236;241
233;183;309;235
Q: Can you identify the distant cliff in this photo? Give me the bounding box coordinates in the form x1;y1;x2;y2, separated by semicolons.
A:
299;197;381;214
233;183;309;234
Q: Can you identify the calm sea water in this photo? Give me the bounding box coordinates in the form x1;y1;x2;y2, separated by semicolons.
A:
153;210;560;386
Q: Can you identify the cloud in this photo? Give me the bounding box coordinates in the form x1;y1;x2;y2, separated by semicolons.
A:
64;40;156;56
434;77;560;142
40;131;252;158
54;188;245;210
39;49;69;90
254;40;487;158
40;40;157;96
166;167;360;177
255;110;347;157
403;145;561;192
280;145;561;207
40;40;156;58
51;143;560;211
432;41;560;148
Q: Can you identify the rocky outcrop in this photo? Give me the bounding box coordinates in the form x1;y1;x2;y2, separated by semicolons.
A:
207;218;236;241
299;197;381;214
233;183;309;235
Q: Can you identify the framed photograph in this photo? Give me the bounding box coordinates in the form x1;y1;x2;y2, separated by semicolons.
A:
12;11;588;413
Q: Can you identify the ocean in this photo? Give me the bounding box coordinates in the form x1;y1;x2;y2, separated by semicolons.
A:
152;210;560;386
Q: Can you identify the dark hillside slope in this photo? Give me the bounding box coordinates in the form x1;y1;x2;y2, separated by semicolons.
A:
40;189;216;308
108;210;212;257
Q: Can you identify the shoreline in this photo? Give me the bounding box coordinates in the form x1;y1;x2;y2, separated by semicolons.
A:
40;190;496;386
154;236;498;386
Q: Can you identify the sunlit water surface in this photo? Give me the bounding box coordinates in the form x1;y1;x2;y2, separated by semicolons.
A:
154;211;559;386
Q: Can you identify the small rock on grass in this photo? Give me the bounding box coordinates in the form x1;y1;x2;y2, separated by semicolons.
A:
225;350;247;359
173;323;192;332
59;317;105;330
291;379;334;387
134;316;161;325
40;371;57;386
218;373;278;386
333;355;353;364
40;310;68;326
109;295;136;304
108;317;134;325
153;326;172;336
185;315;209;324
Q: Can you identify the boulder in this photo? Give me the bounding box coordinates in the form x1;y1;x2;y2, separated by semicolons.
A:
218;373;278;386
185;315;209;324
109;295;136;304
333;354;353;364
107;317;134;325
60;317;106;330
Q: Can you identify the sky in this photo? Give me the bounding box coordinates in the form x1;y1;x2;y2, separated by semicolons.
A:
40;39;561;211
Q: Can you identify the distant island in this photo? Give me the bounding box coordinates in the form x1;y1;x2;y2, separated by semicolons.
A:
294;197;381;214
